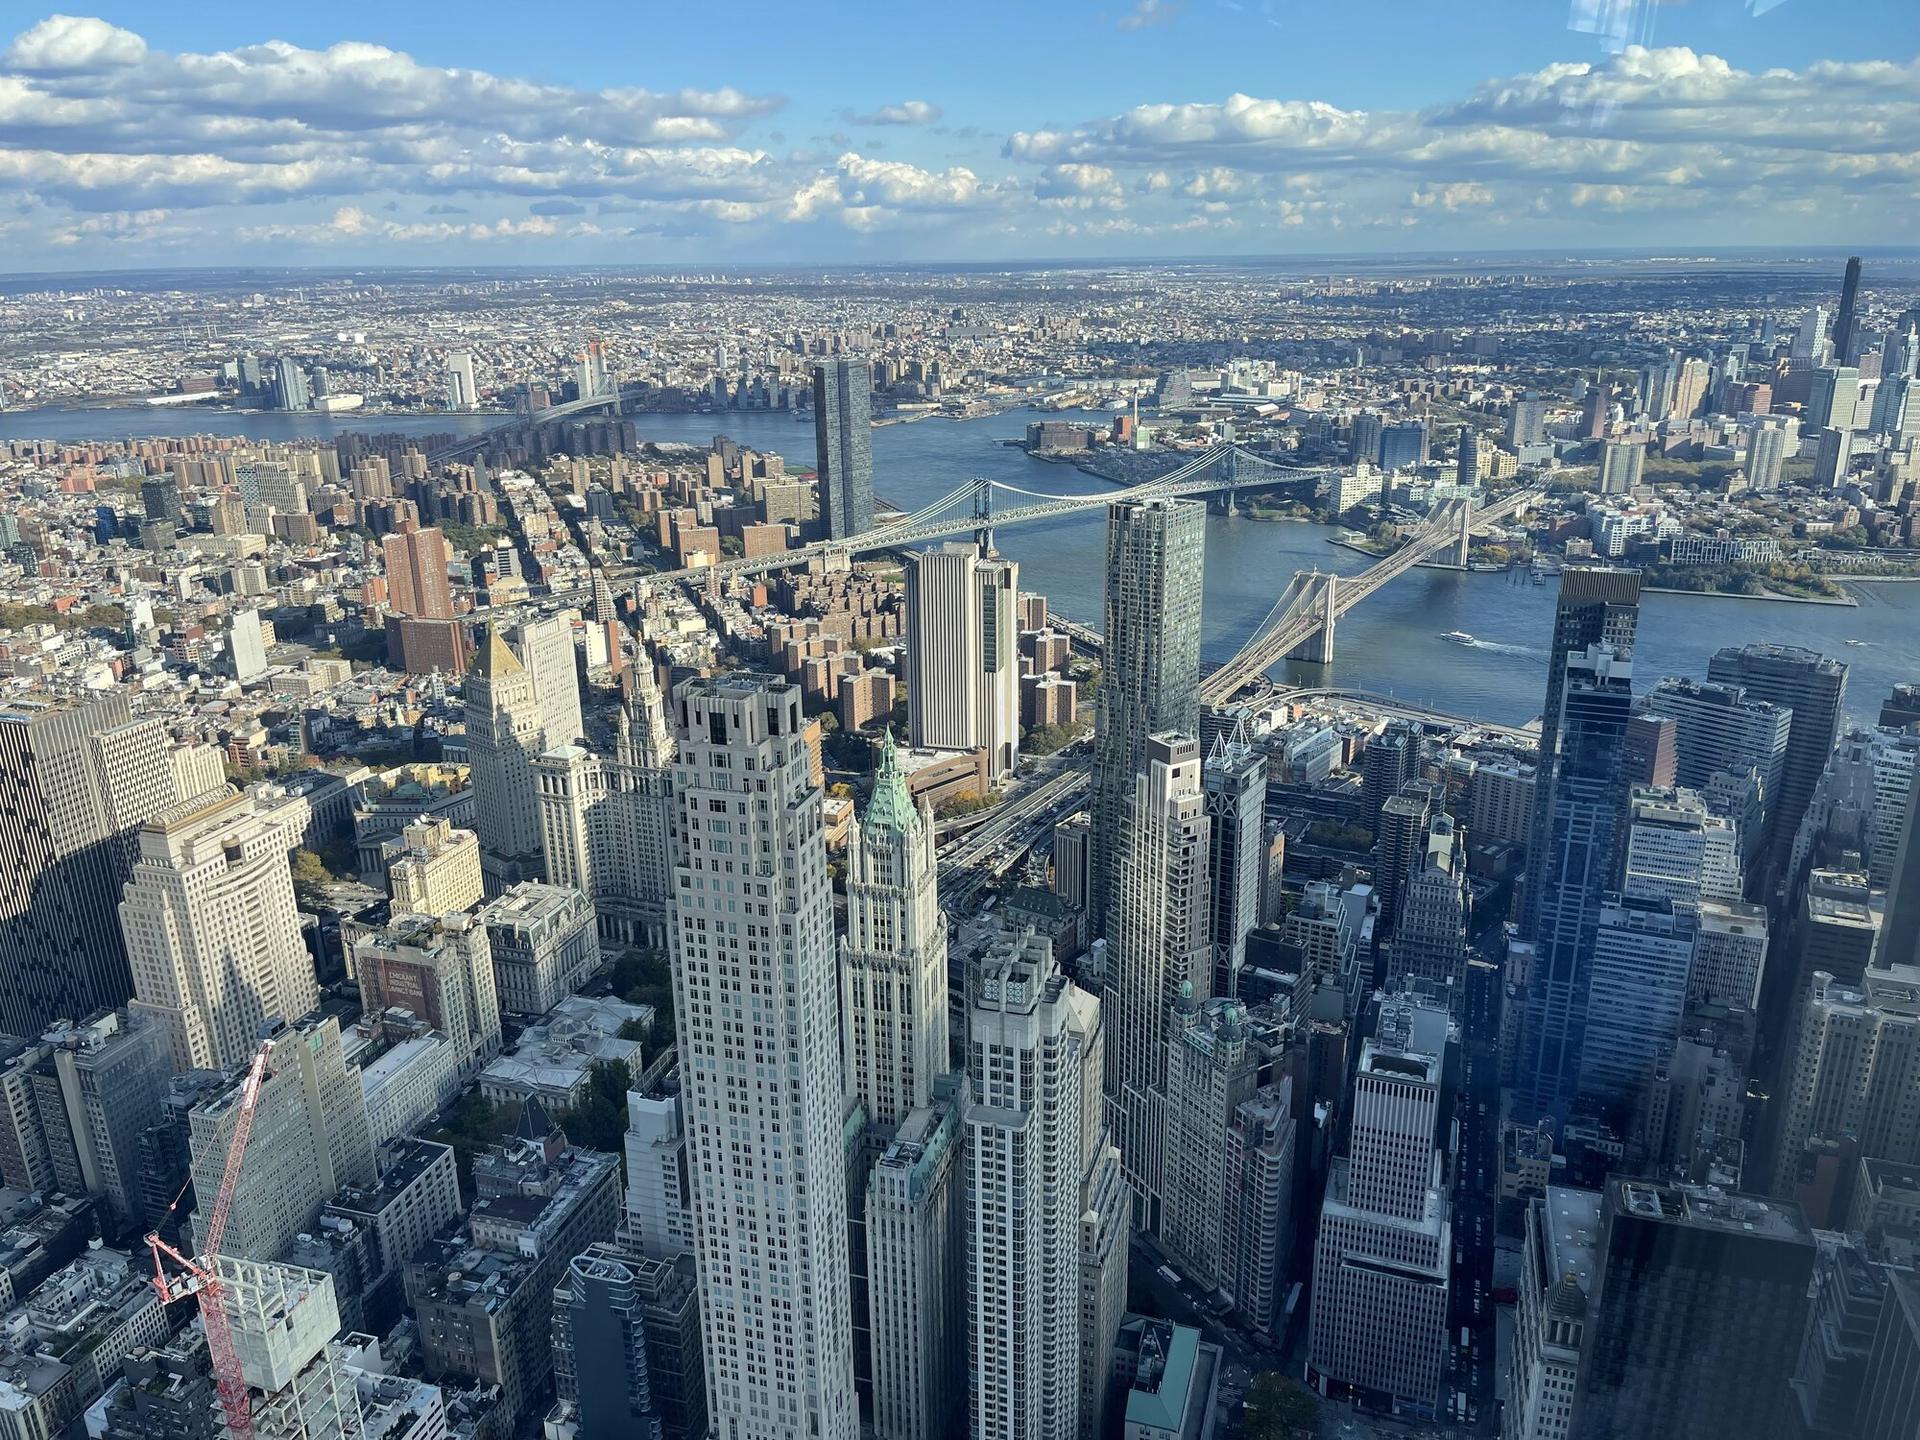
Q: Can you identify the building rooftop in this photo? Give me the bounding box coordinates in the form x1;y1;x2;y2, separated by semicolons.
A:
1609;1178;1814;1244
1543;1186;1601;1306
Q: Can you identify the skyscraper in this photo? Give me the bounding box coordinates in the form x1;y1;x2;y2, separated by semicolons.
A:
667;675;856;1440
1392;813;1471;996
1518;646;1634;1121
1203;728;1266;998
1620;787;1744;910
1307;991;1453;1418
1645;676;1790;848
1834;255;1864;363
1576;893;1698;1109
122;786;317;1072
1706;644;1847;887
1091;497;1205;928
903;543;1021;781
1883;765;1920;971
1103;733;1210;1224
814;358;874;540
383;526;455;620
466;627;551;891
0;690;181;1035
1576;1179;1815;1439
967;933;1091;1440
550;1241;706;1440
444;351;478;410
1161;995;1263;1295
511;613;584;748
1597;438;1644;494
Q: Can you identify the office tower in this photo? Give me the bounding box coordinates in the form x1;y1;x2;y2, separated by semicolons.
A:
1076;1029;1131;1440
215;1259;361;1440
1670;357;1711;420
466;627;550;889
1203;728;1266;998
1885;766;1920;972
967;934;1090;1440
865;1087;966;1440
813;358;874;539
1646;677;1791;845
1224;1078;1296;1334
510;614;583;748
1858;1271;1920;1440
1518;646;1634;1120
1743;417;1793;491
384;816;484;917
354;909;500;1072
1090;497;1205;928
841;736;949;1128
228;607;268;683
1835;256;1864;362
1350;411;1384;466
1596;438;1643;494
1362;720;1421;831
1773;965;1920;1201
1639;354;1679;420
1794;307;1830;367
1576;894;1698;1109
25;1010;171;1236
550;1240;706;1440
667;676;855;1440
1508;393;1548;450
1522;567;1639;935
444;351;478;410
1578;1178;1815;1438
1456;426;1482;484
1371;784;1431;949
1622;712;1676;787
1307;992;1453;1418
122;786;316;1072
0;691;180;1035
382;526;454;619
1052;813;1091;914
479;882;600;1016
1161;995;1263;1294
1809;366;1862;433
1706;644;1846;887
1812;425;1852;489
274;357;311;411
1506;1187;1599;1440
1621;787;1743;910
1690;899;1770;1009
189;1015;376;1261
1103;733;1210;1223
1393;813;1470;995
1637;1017;1751;1187
1378;418;1429;472
903;543;1021;781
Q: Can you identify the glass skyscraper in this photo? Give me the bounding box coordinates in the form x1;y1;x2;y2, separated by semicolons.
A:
813;357;874;540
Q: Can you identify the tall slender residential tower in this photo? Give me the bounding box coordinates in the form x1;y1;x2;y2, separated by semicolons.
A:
122;787;317;1072
967;934;1089;1440
1204;727;1267;998
1091;496;1206;931
903;544;1021;782
667;676;856;1440
467;627;551;892
0;691;181;1035
1391;813;1471;997
1517;646;1635;1121
1522;568;1640;935
1834;255;1864;363
1104;733;1211;1227
814;359;874;540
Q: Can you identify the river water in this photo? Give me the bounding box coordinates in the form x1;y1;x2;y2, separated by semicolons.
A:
5;402;1912;727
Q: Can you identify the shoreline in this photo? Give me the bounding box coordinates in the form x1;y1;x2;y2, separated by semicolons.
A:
1640;583;1857;606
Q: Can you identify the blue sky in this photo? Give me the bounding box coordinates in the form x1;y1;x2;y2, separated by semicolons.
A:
2;0;1916;266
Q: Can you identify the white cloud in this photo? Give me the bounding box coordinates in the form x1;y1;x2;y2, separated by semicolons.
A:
848;100;941;126
4;15;145;72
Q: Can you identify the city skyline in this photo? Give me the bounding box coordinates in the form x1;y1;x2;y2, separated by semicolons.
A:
1;4;1917;267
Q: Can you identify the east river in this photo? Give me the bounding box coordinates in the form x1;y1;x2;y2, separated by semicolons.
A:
5;402;1914;727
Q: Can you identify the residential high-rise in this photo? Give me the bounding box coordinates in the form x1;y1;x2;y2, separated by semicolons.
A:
228;607;268;683
444;351;478;410
1103;733;1210;1224
466;626;551;890
0;691;182;1035
216;1259;362;1440
1745;418;1794;492
1834;255;1864;362
381;526;455;620
1392;813;1470;996
1203;728;1266;998
1576;894;1698;1110
1597;439;1644;494
1224;1078;1296;1334
1706;643;1847;886
1522;567;1639;938
1361;720;1421;834
1071;982;1130;1440
549;1240;706;1440
667;675;856;1440
1307;992;1453;1418
1575;1179;1815;1439
122;786;317;1072
1518;646;1634;1120
842;735;949;1128
1772;965;1920;1202
1161;995;1263;1295
188;1015;377;1262
967;933;1090;1440
903;543;1021;781
1090;497;1205;928
623;1085;695;1262
1372;785;1433;953
814;358;874;540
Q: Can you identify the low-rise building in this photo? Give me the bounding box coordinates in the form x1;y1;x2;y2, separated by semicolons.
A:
478;995;651;1111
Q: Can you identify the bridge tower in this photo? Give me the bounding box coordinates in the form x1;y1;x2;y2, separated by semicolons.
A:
1272;571;1338;665
1450;498;1473;568
972;477;995;554
1219;445;1239;516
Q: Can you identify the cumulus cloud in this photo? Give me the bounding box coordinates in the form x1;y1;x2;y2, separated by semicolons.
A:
4;15;145;72
847;100;941;126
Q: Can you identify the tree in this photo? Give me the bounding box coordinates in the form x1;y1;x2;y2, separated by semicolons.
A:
1243;1372;1319;1440
610;949;675;1047
560;1060;632;1155
289;847;336;908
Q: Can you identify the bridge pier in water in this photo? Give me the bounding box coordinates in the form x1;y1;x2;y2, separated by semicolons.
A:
1450;499;1473;568
1282;572;1338;665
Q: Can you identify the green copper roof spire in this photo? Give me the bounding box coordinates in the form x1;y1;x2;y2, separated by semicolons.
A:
863;730;919;835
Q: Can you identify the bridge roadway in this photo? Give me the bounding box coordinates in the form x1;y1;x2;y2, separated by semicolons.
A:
429;392;625;462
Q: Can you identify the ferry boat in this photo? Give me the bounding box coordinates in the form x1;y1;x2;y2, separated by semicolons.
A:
1441;631;1475;646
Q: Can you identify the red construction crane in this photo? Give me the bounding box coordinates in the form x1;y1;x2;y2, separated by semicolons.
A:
147;1039;275;1440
